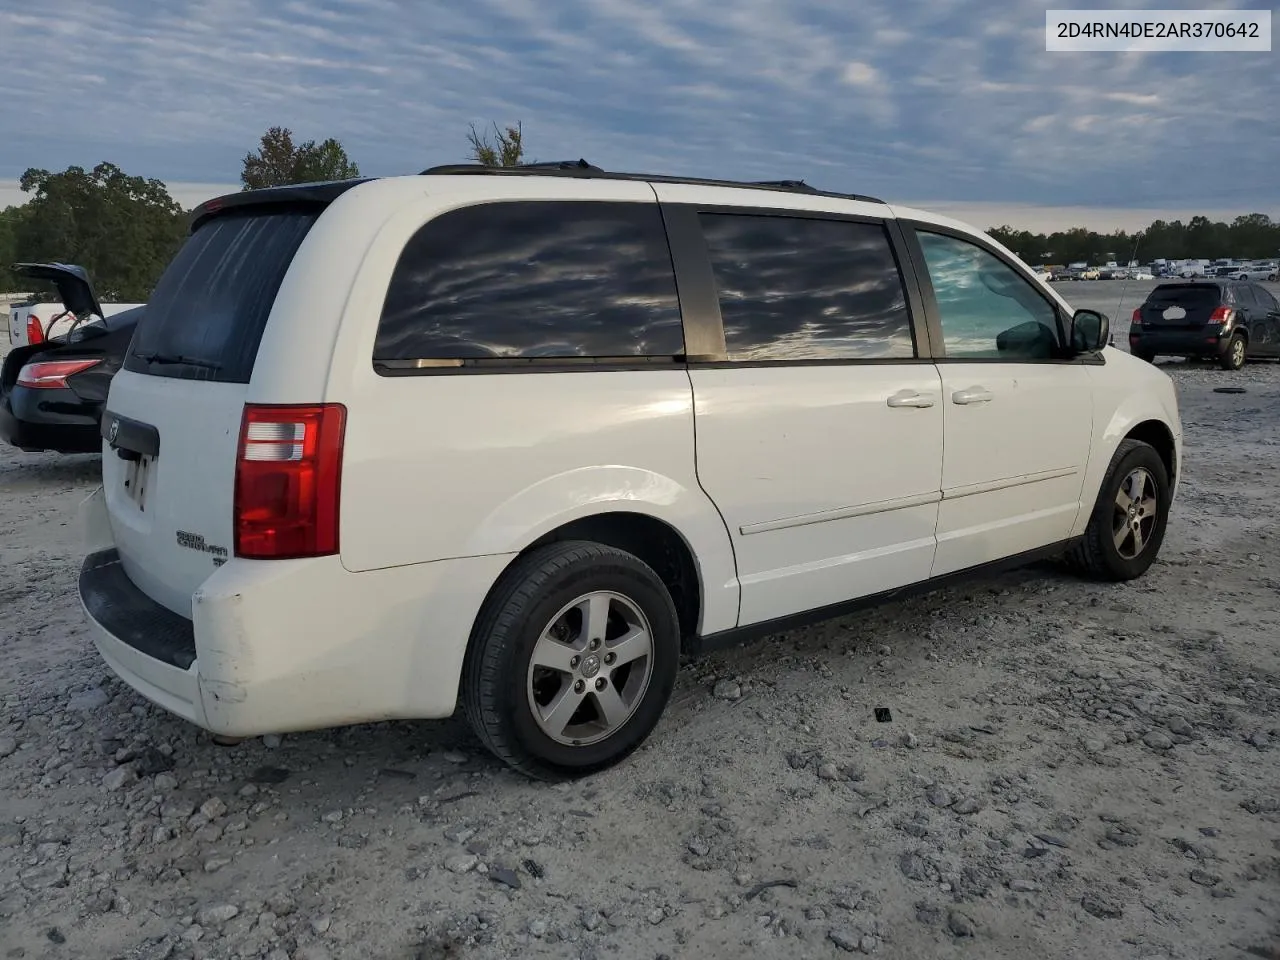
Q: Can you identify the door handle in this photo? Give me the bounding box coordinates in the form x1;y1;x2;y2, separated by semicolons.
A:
886;390;935;408
952;386;994;405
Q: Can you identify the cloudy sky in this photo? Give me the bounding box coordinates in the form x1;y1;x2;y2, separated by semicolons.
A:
1;0;1276;232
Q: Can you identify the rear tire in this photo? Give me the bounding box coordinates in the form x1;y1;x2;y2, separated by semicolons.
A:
1220;333;1246;370
1066;439;1170;582
461;540;680;781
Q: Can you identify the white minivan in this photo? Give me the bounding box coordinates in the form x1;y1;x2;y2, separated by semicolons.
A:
79;163;1183;779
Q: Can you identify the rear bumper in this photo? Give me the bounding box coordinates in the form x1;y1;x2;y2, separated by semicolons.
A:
1129;330;1228;359
0;386;103;453
78;545;515;737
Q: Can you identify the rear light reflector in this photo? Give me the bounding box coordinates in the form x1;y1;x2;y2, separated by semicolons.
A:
234;404;346;560
16;358;101;389
1131;308;1142;324
26;315;44;345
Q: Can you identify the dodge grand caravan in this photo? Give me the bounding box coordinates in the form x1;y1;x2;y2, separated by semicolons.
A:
78;162;1183;780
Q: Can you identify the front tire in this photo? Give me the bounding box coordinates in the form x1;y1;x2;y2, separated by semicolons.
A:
462;540;680;781
1220;333;1246;370
1067;439;1170;581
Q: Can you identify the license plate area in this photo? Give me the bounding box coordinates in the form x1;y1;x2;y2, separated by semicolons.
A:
123;454;154;512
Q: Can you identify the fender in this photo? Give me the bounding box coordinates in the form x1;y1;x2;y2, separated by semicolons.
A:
462;465;740;635
1073;357;1182;538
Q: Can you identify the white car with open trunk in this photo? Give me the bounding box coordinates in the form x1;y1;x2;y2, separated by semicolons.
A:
78;162;1183;779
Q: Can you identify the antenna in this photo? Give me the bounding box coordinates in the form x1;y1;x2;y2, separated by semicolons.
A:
1113;230;1146;330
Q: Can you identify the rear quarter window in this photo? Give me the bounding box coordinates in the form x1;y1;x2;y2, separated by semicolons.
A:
374;200;685;364
1145;285;1221;306
123;209;321;383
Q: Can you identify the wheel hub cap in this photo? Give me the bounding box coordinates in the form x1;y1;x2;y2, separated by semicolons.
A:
1112;467;1158;561
525;590;655;747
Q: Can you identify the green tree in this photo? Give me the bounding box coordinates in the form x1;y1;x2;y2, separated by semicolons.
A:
988;215;1280;264
466;121;525;167
13;163;187;301
0;205;33;294
240;126;361;190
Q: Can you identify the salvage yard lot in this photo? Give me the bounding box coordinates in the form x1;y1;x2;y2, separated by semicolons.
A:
1;288;1278;960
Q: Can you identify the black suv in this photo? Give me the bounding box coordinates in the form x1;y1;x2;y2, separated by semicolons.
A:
1128;280;1280;369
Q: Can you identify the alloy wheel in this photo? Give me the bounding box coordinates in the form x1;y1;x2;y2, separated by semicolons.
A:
526;591;655;746
1112;467;1159;560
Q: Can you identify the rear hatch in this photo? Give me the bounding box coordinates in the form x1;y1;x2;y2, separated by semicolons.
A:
1138;284;1224;329
102;202;325;617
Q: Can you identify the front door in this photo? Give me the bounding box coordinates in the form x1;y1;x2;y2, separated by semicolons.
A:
908;228;1095;577
676;207;945;626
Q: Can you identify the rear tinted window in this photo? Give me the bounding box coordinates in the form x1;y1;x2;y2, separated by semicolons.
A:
375;201;684;363
1145;285;1222;307
124;209;320;382
699;214;914;361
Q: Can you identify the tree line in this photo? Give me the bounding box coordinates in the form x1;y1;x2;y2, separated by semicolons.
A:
4;125;1276;300
989;214;1280;266
0;122;526;299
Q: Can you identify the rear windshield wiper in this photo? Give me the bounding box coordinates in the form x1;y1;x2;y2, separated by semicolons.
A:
132;351;222;371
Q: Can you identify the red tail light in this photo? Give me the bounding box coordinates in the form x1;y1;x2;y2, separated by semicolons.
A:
1131;307;1142;324
1209;306;1233;323
16;358;100;389
234;404;346;559
26;314;44;344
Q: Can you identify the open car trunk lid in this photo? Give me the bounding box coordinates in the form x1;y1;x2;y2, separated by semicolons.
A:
12;262;104;321
101;202;326;618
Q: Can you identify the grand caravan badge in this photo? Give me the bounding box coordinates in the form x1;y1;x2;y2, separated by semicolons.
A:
176;530;229;566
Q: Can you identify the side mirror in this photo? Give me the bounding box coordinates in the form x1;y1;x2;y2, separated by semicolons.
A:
1070;308;1109;354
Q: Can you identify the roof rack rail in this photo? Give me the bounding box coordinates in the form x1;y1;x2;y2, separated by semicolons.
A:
418;162;883;204
420;159;602;175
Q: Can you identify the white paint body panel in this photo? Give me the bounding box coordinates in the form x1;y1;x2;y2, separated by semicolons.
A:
688;365;943;624
931;363;1093;575
102;373;245;617
8;301;143;346
80;174;1183;739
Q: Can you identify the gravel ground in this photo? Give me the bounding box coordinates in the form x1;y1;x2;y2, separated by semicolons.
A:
1;290;1279;960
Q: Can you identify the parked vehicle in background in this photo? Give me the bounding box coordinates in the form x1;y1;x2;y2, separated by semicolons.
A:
1232;263;1278;282
1079;267;1101;280
1177;260;1209;278
77;164;1182;780
1128;280;1280;369
0;306;143;453
7;263;144;347
1131;270;1154;280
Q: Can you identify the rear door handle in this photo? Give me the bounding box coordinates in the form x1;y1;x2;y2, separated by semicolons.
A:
886;390;935;408
952;387;994;405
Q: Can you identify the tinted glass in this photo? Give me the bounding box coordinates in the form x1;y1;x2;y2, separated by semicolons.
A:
916;231;1060;359
1234;284;1257;307
1255;286;1280;311
124;209;320;383
1146;285;1221;306
375;201;684;361
699;214;914;361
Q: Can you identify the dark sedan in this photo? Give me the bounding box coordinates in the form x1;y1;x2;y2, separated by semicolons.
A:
1;306;142;454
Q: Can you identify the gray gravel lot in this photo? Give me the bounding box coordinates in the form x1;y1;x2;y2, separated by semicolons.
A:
1;284;1278;960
